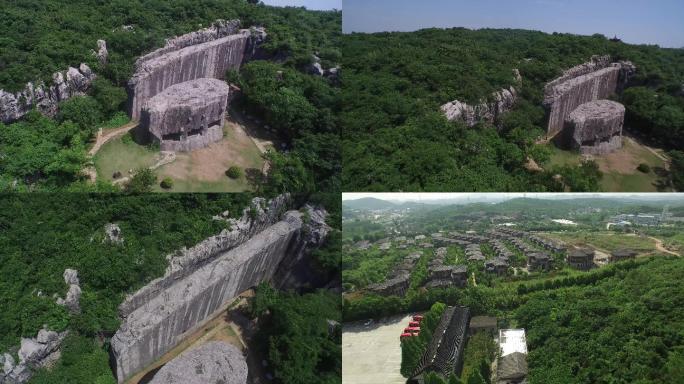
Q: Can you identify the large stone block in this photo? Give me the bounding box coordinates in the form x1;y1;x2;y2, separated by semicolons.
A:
149;341;246;384
564;100;625;155
543;55;634;136
110;211;305;383
127;27;250;121
139;78;231;152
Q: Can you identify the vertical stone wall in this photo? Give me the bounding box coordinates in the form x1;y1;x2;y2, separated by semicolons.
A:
111;212;304;383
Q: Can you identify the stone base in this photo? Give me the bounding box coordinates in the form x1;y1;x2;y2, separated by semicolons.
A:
158;125;223;152
579;135;621;155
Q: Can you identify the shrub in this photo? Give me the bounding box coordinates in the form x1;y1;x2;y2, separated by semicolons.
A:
226;166;243;179
637;163;651;173
160;177;173;189
124;168;156;193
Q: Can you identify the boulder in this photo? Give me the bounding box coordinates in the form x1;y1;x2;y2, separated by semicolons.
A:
149;342;247;384
95;39;108;65
63;269;79;286
104;223;124;245
3;353;14;374
563;99;625;155
65;284;82;314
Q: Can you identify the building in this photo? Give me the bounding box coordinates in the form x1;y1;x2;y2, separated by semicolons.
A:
610;248;637;262
367;274;410;297
409;306;470;383
426;265;468;288
496;329;528;384
567;248;595;270
469;316;497;336
485;258;509;275
527;252;551;271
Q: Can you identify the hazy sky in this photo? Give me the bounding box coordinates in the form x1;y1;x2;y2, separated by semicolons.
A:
262;0;341;10
343;0;684;48
342;193;684;203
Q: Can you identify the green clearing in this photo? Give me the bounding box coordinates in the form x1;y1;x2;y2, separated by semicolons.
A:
92;132;157;181
547;231;656;253
546;138;668;192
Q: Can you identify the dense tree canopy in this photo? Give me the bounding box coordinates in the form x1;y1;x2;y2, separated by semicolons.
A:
342;28;684;191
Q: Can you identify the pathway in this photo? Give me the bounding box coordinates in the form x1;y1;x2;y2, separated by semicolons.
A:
649;236;680;256
89;121;138;156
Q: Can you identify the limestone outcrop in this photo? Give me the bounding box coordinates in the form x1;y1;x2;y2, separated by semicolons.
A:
563;100;625;155
111;209;310;382
127;19;266;120
56;269;82;314
93;40;108;66
441;69;520;127
0;327;67;384
103;223;124;245
0;63;96;123
149;342;247;384
543;55;635;136
138;78;231;151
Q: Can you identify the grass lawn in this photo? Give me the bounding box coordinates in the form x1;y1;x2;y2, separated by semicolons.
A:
545;231;656;253
546;137;670;192
93;118;265;192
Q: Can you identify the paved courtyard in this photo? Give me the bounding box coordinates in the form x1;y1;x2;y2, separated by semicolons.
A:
342;314;411;384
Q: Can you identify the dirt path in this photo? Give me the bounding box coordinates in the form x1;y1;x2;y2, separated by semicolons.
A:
88;121;138;156
649;236;680;256
113;151;176;185
625;136;669;164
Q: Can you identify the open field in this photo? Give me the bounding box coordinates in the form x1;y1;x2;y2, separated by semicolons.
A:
93;116;266;192
342;315;410;384
541;231;658;253
547;135;671;192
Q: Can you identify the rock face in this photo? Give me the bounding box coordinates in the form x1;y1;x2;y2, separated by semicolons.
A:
149;342;247;384
441;70;520;127
56;269;82;314
0;63;96;123
543;55;635;136
139;78;231;151
110;195;327;383
127;19;265;120
563;100;625;155
1;327;67;384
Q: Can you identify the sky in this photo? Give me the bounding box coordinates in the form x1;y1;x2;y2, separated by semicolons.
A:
342;193;684;203
262;0;341;10
343;0;684;48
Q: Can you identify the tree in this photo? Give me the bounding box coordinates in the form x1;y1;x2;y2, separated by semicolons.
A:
91;78;127;118
57;96;103;138
124;168;156;193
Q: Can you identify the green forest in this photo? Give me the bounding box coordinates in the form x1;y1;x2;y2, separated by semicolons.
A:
0;193;341;384
342;28;684;191
343;256;684;383
0;0;340;193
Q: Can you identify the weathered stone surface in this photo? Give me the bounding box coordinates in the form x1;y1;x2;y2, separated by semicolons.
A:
103;223;124;245
149;342;247;384
543;55;635;136
95;39;108;65
139;78;231;151
564;100;625;155
1;327;67;384
63;269;79;286
0;64;95;123
111;209;308;383
127;19;264;120
441;86;517;127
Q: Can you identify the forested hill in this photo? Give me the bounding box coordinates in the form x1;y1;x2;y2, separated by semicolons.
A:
342;27;684;191
0;0;341;91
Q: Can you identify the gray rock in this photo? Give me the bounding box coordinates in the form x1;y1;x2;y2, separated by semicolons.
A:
3;353;14;374
543;55;635;136
95;39;108;65
441;86;517;127
149;342;247;384
65;284;82;314
63;269;79;286
104;223;124;245
111;207;306;383
139;78;231;152
127;19;263;120
18;339;46;365
563;100;625;155
0;64;95;123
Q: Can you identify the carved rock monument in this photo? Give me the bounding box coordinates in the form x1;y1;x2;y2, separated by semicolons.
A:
564;100;625;155
139;78;231;151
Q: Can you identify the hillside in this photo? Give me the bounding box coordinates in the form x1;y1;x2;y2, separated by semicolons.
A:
0;0;341;193
341;28;684;191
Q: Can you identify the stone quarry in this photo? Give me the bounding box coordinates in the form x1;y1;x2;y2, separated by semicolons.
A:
441;69;521;127
0;63;96;123
543;55;635;137
127;19;266;121
563;100;625;155
111;195;329;383
148;342;247;384
138;78;231;151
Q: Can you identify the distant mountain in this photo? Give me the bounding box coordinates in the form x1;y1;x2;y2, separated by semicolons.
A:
343;197;397;210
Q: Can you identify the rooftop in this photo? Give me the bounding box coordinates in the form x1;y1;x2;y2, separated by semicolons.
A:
499;329;527;357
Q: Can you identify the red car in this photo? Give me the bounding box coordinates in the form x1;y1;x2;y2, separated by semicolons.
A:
404;327;420;334
413;315;424;322
400;333;414;339
409;321;420;327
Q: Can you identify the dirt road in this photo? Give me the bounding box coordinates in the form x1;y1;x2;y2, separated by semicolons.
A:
649;236;680;256
88;121;138;156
